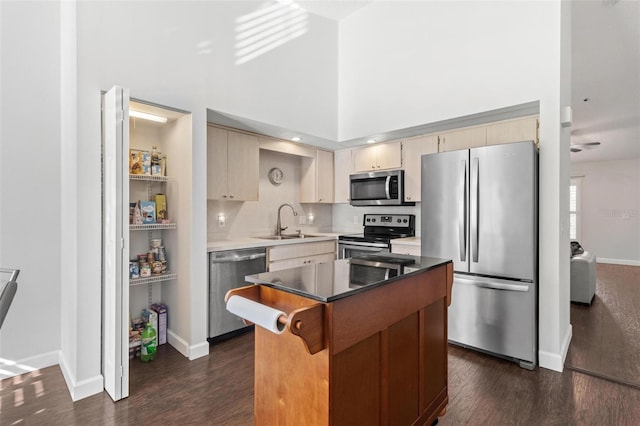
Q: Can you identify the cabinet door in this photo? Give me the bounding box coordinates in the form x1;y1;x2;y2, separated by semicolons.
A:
352;145;377;172
376;141;402;170
300;155;317;203
391;244;421;256
485;116;538;146
402;135;438;202
207;126;229;200
439;126;486;152
227;131;259;201
316;149;334;203
334;149;352;203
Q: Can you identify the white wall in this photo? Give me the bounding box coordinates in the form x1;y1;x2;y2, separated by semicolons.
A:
571;159;640;265
338;0;572;371
0;1;64;378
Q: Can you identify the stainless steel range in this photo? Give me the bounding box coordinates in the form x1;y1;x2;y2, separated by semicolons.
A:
338;214;415;259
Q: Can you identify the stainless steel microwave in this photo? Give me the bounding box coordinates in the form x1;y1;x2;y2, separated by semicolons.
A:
349;169;415;206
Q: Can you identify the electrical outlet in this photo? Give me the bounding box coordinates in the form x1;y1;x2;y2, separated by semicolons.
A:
218;214;226;228
308;214;314;225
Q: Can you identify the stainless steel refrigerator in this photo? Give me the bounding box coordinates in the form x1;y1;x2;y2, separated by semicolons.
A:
421;141;537;369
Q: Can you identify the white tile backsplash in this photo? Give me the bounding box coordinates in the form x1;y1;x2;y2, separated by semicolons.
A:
207;149;334;241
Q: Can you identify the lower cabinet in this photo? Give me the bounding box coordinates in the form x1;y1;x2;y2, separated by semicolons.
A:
391;243;421;256
267;240;337;272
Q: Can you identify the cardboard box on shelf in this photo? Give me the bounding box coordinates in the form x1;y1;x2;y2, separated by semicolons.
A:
151;303;168;345
140;201;156;224
142;151;151;175
129;149;144;175
154;194;167;221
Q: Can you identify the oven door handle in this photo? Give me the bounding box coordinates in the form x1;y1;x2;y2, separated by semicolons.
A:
339;241;389;249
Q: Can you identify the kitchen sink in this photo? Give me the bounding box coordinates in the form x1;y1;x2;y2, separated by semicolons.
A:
256;234;323;240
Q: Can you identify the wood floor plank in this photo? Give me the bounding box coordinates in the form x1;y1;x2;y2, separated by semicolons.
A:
566;264;640;386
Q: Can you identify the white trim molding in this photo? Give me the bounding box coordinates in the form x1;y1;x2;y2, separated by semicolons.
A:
0;350;59;380
597;258;640;267
59;351;103;401
539;324;572;372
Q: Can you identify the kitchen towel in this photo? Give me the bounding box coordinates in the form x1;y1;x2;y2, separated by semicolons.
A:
226;295;286;334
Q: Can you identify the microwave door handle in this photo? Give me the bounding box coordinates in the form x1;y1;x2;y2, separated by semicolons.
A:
458;159;467;262
385;176;392;199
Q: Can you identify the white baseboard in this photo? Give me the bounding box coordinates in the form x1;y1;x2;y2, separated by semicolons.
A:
167;329;189;357
538;324;572;372
166;329;210;360
597;258;640;267
58;352;104;401
189;341;210;360
0;350;59;380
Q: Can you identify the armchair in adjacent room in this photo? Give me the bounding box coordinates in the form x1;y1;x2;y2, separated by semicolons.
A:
570;242;596;305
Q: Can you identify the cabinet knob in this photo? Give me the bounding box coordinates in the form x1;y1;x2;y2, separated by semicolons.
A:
223;195;228;198
229;195;234;199
407;196;411;200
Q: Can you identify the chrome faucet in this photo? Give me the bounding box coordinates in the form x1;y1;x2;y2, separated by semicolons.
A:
276;203;297;237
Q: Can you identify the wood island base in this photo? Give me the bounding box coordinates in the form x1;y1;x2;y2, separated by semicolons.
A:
229;260;453;426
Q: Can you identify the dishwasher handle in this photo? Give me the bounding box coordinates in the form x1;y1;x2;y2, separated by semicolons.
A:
211;252;266;263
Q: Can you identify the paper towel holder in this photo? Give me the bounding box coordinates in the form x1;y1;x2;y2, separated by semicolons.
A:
225;285;325;355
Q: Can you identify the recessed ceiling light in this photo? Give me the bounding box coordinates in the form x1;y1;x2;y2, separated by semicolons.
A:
367;139;376;144
291;136;301;142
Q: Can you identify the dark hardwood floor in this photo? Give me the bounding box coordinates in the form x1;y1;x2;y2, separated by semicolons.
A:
3;264;640;425
566;263;640;387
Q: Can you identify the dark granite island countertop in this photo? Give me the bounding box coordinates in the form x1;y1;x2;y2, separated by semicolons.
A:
245;254;451;303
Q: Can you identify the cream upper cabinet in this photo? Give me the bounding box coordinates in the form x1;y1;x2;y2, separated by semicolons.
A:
485;116;538;146
352;141;402;172
401;134;438;202
207;126;259;201
438;126;486;152
334;149;352;203
301;149;334;204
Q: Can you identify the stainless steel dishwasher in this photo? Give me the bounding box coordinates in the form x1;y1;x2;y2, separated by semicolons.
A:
208;247;266;341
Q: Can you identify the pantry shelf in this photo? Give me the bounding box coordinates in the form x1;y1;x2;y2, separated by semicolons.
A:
130;273;177;287
130;223;176;231
129;174;169;182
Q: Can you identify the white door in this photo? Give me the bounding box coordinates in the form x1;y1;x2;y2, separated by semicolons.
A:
102;86;130;401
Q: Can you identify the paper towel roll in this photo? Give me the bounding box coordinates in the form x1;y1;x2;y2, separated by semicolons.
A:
226;295;287;334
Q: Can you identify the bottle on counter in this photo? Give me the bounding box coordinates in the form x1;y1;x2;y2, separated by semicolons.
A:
140;321;157;362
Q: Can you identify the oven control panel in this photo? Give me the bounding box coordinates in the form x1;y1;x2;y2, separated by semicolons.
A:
363;214;414;228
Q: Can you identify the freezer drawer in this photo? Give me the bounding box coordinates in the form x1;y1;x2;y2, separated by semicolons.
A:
448;274;537;367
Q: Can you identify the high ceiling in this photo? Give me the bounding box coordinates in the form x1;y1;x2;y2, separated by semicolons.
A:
300;0;640;163
570;0;640;163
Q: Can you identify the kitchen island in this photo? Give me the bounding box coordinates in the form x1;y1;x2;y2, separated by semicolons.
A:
226;254;453;426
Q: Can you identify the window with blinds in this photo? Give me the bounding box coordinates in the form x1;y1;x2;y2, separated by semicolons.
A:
569;178;581;240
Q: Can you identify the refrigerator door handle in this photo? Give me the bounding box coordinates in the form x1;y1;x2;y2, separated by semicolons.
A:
457;159;467;262
456;276;530;292
385;176;391;199
471;157;479;262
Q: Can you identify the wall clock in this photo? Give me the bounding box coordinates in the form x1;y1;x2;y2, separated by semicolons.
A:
268;167;284;185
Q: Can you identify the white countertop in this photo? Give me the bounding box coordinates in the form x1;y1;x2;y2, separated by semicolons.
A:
207;233;342;252
389;236;421;246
